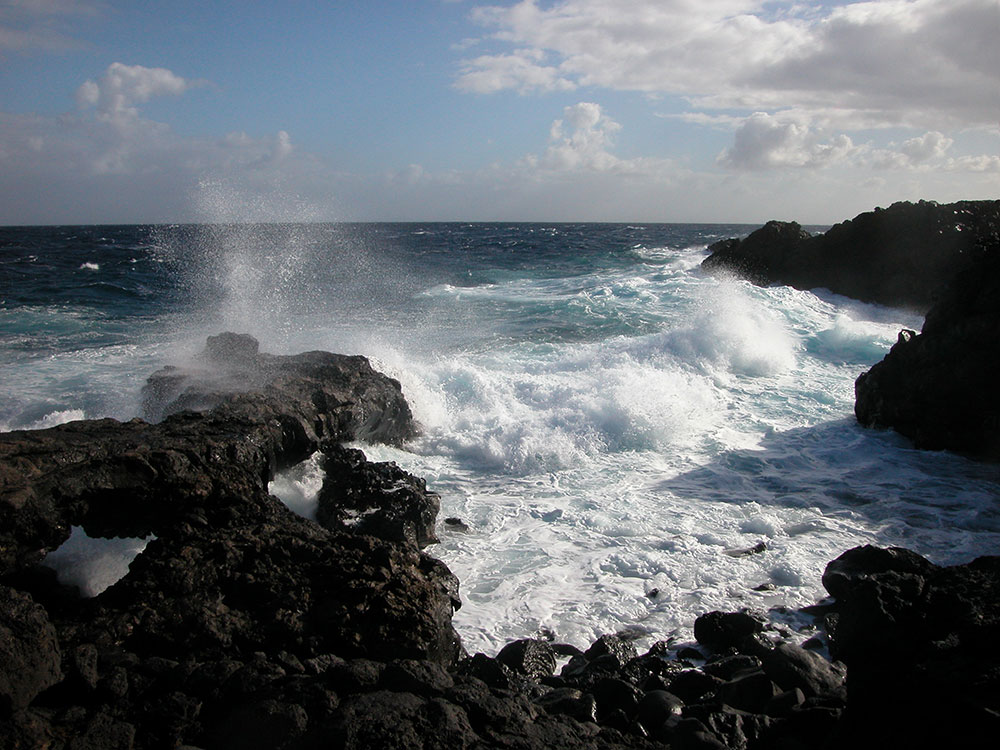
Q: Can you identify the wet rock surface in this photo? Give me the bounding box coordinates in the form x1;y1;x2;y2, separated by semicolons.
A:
855;240;1000;459
2;334;998;748
702;200;1000;310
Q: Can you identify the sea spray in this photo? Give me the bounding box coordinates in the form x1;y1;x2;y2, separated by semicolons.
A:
4;222;1000;657
42;527;152;598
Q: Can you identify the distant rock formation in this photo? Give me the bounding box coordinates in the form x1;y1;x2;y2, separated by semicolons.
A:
855;240;1000;459
702;200;1000;310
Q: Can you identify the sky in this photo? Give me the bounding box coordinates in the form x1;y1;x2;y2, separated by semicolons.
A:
0;0;997;224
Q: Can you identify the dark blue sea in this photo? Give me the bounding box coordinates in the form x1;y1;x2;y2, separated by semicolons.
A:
3;222;998;653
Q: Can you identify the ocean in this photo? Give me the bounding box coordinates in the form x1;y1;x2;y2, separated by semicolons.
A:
3;222;999;655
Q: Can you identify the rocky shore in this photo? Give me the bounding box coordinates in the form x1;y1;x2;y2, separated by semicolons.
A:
2;334;999;748
704;199;1000;460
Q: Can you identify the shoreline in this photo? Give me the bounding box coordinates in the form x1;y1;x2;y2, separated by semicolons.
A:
3;332;998;748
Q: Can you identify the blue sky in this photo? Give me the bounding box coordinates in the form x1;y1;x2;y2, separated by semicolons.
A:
0;0;997;224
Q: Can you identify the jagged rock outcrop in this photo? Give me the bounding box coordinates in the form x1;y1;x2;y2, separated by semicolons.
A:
0;335;465;748
318;443;440;549
702;200;1000;310
0;333;415;573
822;545;1000;747
854;240;1000;459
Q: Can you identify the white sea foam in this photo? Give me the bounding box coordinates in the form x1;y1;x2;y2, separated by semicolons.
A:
79;262;100;271
0;408;86;432
42;526;152;597
269;452;325;520
357;257;1000;655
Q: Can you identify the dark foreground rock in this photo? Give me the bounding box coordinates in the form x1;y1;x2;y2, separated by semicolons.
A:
823;545;1000;747
855;240;1000;459
702;200;1000;310
0;335;466;748
0;335;664;749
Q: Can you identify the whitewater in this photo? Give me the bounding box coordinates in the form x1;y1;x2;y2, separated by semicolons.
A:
3;222;999;656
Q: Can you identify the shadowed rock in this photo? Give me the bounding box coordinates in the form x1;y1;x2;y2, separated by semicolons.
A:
855;241;1000;459
703;200;1000;311
823;545;1000;746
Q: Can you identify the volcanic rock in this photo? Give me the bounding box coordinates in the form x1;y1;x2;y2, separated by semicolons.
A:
0;334;416;574
693;610;766;653
0;335;465;748
702;200;1000;310
854;240;1000;459
317;442;440;549
823;545;1000;746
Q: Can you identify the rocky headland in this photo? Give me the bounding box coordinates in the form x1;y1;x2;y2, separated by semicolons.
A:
702;199;1000;311
1;333;998;748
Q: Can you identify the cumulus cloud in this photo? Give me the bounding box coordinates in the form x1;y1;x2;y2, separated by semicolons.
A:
718;116;993;176
864;130;996;172
0;62;315;223
509;101;681;183
457;0;999;130
718;112;859;170
541;102;621;170
76;63;195;127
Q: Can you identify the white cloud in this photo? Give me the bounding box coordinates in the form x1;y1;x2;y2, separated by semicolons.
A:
898;131;953;163
458;0;1000;130
946;155;1000;173
456;48;575;94
718;112;858;170
541;101;622;170
865;130;997;172
76;63;194;128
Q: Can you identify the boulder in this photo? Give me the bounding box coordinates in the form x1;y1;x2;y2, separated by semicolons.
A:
496;639;557;681
693;610;765;653
823;545;1000;745
317;443;440;549
759;644;845;698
